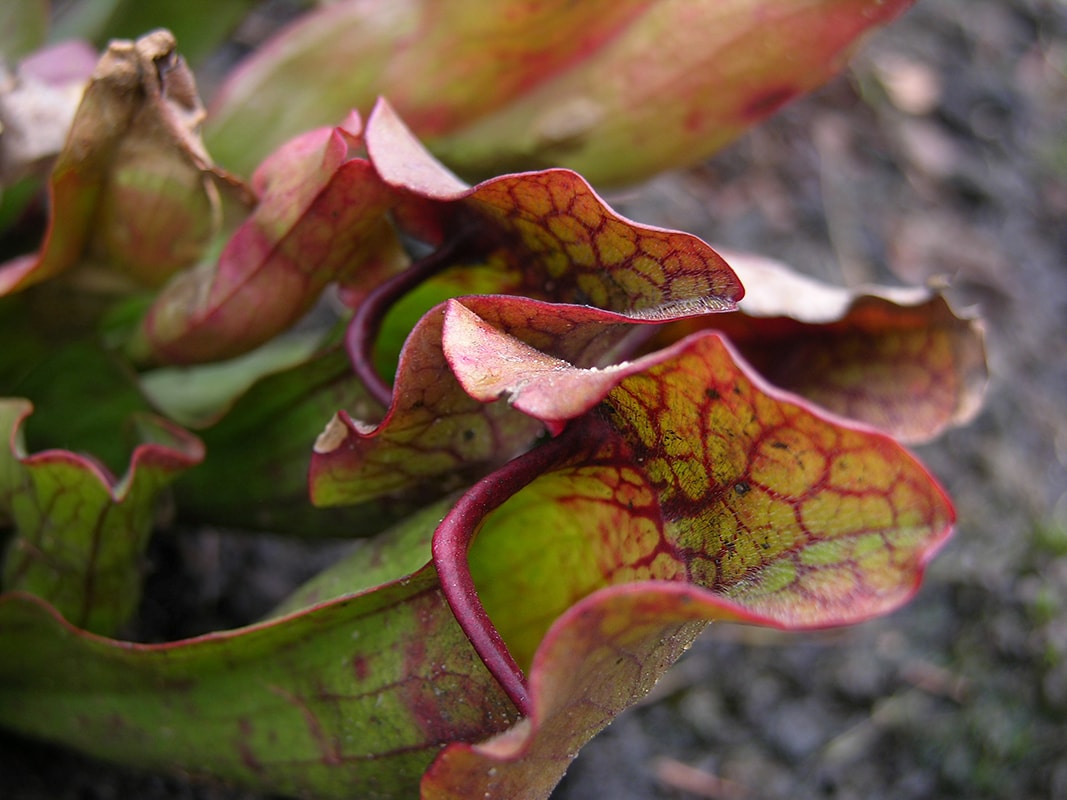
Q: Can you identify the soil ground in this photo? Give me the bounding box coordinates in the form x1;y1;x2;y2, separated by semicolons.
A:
3;0;1067;798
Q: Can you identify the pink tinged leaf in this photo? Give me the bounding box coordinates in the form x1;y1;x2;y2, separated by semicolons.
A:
441;298;654;424
203;0;915;186
0;330;957;799
311;285;736;510
364;98;470;203
313;292;644;508
364;99;743;319
135;112;404;365
312;295;636;509
426;330;952;796
0;399;204;635
345;98;741;403
311;303;547;509
655;251;989;443
315;104;741;507
348;101;741;402
431;0;919;185
316;290;679;512
0;31;242;297
204;0;658;176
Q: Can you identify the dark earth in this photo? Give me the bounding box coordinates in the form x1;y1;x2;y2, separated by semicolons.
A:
3;0;1067;797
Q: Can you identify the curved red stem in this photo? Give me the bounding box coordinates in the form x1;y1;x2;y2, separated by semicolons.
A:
345;236;469;406
432;426;587;717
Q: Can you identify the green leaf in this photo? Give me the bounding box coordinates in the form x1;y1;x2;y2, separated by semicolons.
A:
0;399;203;635
172;345;398;536
139;329;326;428
0;297;159;477
0;501;516;800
